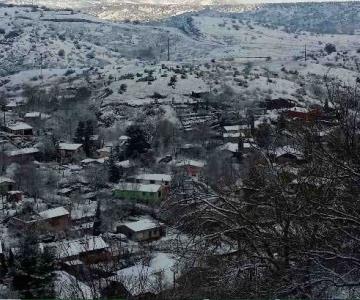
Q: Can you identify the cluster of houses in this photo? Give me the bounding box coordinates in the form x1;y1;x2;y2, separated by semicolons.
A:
0;86;336;298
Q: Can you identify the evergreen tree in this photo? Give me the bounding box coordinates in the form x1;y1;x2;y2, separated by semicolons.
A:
125;125;150;158
93;199;102;236
114;144;122;161
83;120;94;157
12;234;55;299
108;150;120;183
74;121;85;143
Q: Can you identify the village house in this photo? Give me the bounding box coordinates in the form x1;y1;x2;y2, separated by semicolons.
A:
118;135;130;146
113;183;165;202
9;213;42;232
222;131;245;143
96;145;112;158
81;157;108;167
128;174;172;186
45;236;110;264
24;112;50;124
6;190;23;203
89;134;102;150
4;147;40;164
9;206;70;234
178;143;203;157
176;160;205;177
270;145;304;164
38;206;71;232
0;176;15;193
58;143;83;164
107;252;175;299
284;107;323;123
223;124;251;137
5;121;33;136
5;100;25;112
220;141;253;157
115;218;165;242
0;240;4;271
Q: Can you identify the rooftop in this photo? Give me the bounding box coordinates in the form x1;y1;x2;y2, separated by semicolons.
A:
39;207;69;220
115;183;162;193
132;174;172;182
0;176;15;184
50;236;108;259
121;218;162;232
223;125;248;132
6;121;33;131
5;147;39;157
58;143;83;151
176;160;205;168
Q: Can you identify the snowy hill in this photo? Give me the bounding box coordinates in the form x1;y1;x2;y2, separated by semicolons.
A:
0;3;359;130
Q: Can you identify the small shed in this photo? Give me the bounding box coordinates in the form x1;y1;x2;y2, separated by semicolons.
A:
116;218;165;242
0;176;15;193
5;122;33;136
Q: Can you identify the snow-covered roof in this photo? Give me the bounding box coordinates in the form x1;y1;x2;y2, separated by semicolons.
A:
72;222;94;231
176;160;205;168
96;146;111;153
223;125;248;132
52;236;108;259
121;219;162;232
223;132;244;138
7;190;22;195
39;207;69;220
220;142;253;153
221;142;239;153
112;265;156;296
5;147;39;157
115;183;162;193
6;122;33;131
116;160;132;168
81;158;108;164
132;174;172;182
6;101;17;108
0;176;15;184
109;252;175;296
273;145;303;159
55;271;96;300
119;135;130;141
59;143;83;151
25;112;50;119
25;112;41;118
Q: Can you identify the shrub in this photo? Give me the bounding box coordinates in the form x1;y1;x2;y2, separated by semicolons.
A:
324;43;337;54
58;49;65;57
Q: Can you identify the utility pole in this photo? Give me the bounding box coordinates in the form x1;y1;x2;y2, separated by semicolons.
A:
305;44;307;62
40;53;43;82
167;36;170;61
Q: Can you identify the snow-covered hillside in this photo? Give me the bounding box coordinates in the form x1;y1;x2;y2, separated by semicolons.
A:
1;3;359;130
